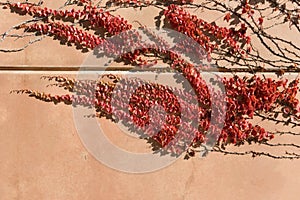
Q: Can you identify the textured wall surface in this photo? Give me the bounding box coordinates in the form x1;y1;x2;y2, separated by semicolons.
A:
1;0;300;199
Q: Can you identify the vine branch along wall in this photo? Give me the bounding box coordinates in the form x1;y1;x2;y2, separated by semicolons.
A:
1;0;300;160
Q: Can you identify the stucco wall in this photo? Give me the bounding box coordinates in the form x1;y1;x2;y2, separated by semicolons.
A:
1;1;300;199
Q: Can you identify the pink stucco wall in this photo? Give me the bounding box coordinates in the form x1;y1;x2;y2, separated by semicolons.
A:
1;1;300;199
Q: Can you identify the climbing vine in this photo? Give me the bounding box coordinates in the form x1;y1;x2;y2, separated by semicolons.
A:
2;0;300;159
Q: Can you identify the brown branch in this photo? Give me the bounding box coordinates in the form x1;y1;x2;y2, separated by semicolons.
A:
212;146;300;160
0;35;44;52
263;142;300;149
274;131;300;136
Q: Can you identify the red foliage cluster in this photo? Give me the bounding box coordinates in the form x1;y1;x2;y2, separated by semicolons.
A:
279;79;300;117
15;72;300;156
5;1;300;157
26;22;104;49
8;3;132;35
219;76;299;144
7;3;255;65
241;1;255;17
168;56;298;145
164;5;252;55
